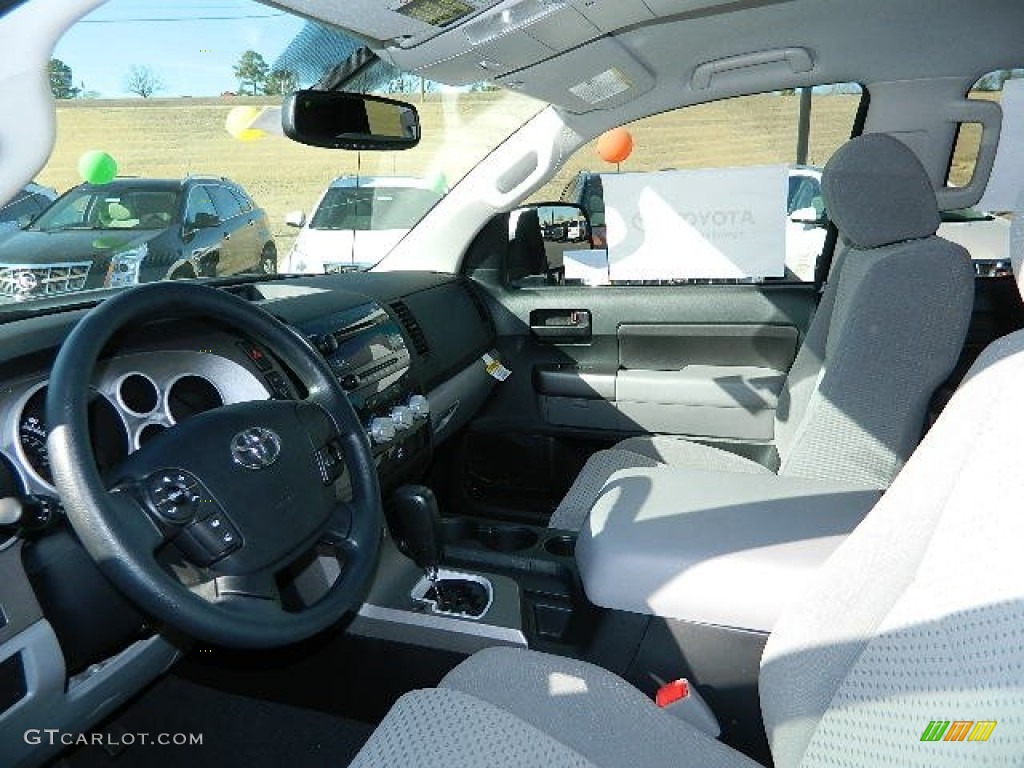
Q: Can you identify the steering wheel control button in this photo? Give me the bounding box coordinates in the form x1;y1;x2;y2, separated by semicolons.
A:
315;441;346;485
146;469;201;524
230;427;282;470
264;371;292;400
179;513;241;564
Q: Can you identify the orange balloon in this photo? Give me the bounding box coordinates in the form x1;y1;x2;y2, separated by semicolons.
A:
597;128;634;164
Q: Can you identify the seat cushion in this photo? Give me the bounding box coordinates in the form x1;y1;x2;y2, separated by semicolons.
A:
349;687;597;768
549;438;770;531
439;648;761;768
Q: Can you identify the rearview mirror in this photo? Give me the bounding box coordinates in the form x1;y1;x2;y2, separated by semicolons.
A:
282;90;421;151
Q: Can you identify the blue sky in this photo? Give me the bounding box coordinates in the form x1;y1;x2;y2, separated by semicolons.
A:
53;0;304;97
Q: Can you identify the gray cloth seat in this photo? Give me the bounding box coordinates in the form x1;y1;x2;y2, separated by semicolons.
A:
348;189;1024;768
550;134;975;531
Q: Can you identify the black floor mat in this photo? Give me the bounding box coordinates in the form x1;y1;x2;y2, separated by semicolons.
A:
56;675;374;768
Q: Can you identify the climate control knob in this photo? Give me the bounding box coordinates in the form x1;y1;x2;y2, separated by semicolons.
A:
391;406;415;431
408;394;430;420
368;417;396;445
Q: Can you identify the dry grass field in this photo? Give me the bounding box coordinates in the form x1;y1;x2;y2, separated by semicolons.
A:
36;89;986;256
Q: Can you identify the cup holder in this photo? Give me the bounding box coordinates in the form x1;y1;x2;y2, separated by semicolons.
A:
478;526;539;553
441;518;480;545
544;535;576;558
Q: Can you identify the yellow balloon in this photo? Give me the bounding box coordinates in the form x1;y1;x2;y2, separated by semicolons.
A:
225;106;266;142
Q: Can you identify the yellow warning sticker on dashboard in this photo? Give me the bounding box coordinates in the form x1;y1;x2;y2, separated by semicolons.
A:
482;352;511;382
394;0;476;27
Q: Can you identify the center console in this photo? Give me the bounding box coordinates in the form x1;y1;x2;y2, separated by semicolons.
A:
298;302;431;490
348;481;587;656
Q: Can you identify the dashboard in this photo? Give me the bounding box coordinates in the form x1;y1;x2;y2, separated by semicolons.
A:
0;271;498;768
3;351;269;496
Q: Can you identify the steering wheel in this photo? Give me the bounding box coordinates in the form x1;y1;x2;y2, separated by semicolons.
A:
45;282;383;648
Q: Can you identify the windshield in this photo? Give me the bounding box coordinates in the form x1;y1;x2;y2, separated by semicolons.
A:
31;186;179;232
309;186;445;231
0;0;545;306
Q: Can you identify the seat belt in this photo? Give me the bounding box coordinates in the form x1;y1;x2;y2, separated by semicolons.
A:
813;221;840;295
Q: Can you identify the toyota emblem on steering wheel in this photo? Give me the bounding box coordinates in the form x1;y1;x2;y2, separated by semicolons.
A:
230;426;282;470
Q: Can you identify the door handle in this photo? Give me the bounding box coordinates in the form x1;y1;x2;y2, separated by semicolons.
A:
529;309;592;342
223;233;231;241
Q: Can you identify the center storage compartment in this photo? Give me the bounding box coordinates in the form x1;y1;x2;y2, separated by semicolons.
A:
438;517;587;646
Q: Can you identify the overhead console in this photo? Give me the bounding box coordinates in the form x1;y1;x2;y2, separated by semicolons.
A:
270;0;747;105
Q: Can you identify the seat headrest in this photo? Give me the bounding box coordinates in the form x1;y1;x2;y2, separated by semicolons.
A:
1012;189;1024;300
821;134;941;249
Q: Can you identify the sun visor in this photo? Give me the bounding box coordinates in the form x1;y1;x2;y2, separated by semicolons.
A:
494;37;654;113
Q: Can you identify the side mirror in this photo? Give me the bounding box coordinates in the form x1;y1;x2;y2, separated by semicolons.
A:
282;90;421;151
16;213;35;229
506;202;596;286
789;206;827;226
190;212;220;230
285;211;306;228
527;203;593;247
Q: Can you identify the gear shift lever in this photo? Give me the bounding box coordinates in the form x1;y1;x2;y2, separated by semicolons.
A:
386;485;490;618
385;485;443;577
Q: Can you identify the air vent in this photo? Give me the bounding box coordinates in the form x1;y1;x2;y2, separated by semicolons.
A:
463;281;495;334
391;301;431;358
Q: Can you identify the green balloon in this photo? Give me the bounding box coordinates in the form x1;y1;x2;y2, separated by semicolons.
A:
78;151;118;185
428;171;448;194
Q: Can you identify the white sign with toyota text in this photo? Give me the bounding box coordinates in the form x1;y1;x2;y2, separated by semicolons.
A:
602;166;788;281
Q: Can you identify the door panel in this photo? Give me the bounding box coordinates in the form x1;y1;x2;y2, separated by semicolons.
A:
618;324;798;371
456;280;819;521
475;282;815;435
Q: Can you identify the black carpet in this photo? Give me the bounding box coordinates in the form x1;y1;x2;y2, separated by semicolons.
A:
56;675;374;768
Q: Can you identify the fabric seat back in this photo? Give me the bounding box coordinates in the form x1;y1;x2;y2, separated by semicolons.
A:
760;188;1024;766
774;135;974;488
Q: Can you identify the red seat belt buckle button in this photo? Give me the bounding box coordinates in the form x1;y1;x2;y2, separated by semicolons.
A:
656;678;690;708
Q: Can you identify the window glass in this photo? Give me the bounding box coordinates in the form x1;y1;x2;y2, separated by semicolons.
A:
186;187;218;223
0;194;40;224
228;187;254;213
950;69;1023;189
945;69;1023;278
525;84;863;286
30;192;90;230
209;185;246;220
309;186;445;231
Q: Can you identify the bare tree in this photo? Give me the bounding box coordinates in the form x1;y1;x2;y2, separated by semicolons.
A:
124;65;164;98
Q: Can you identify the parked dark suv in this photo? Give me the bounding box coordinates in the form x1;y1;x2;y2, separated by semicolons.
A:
0;176;275;301
0;181;57;237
